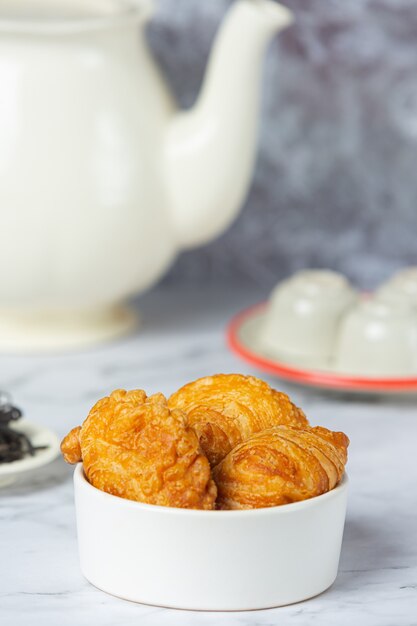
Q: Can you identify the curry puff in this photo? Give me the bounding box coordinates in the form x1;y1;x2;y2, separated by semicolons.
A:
61;389;217;510
213;425;349;510
168;373;308;466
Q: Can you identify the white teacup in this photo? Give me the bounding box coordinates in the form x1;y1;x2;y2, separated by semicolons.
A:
334;298;417;376
377;267;417;310
259;270;358;366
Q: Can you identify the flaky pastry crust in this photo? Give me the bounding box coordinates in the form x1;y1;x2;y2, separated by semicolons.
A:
61;389;217;510
213;425;349;509
168;374;308;466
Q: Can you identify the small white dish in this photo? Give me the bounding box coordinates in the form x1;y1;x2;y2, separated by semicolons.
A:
0;420;60;487
74;464;348;611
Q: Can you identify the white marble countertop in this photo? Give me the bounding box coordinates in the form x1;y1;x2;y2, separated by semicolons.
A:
1;287;416;626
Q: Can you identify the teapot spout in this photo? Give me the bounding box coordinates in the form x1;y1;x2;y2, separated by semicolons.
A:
164;0;293;248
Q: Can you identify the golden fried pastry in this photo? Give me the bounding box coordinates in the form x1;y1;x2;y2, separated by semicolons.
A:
213;425;349;509
168;374;308;466
61;389;217;510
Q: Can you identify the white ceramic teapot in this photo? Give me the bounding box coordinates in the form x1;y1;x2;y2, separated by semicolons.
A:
0;0;292;351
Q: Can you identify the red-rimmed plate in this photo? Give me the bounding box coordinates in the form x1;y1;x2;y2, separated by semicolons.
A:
227;303;417;394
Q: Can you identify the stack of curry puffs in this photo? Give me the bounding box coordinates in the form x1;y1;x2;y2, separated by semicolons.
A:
61;374;349;510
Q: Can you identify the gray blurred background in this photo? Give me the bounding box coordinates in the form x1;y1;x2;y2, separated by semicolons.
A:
147;0;417;290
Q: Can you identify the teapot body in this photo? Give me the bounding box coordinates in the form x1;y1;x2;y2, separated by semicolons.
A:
0;23;177;311
0;0;293;350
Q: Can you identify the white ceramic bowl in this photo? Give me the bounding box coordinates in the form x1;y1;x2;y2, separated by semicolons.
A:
74;465;348;610
259;270;357;366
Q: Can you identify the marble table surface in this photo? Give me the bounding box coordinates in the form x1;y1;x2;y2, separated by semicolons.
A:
1;287;416;626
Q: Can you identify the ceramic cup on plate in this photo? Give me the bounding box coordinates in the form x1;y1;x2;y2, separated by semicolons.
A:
74;465;348;611
376;267;417;311
259;270;357;367
334;298;417;376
